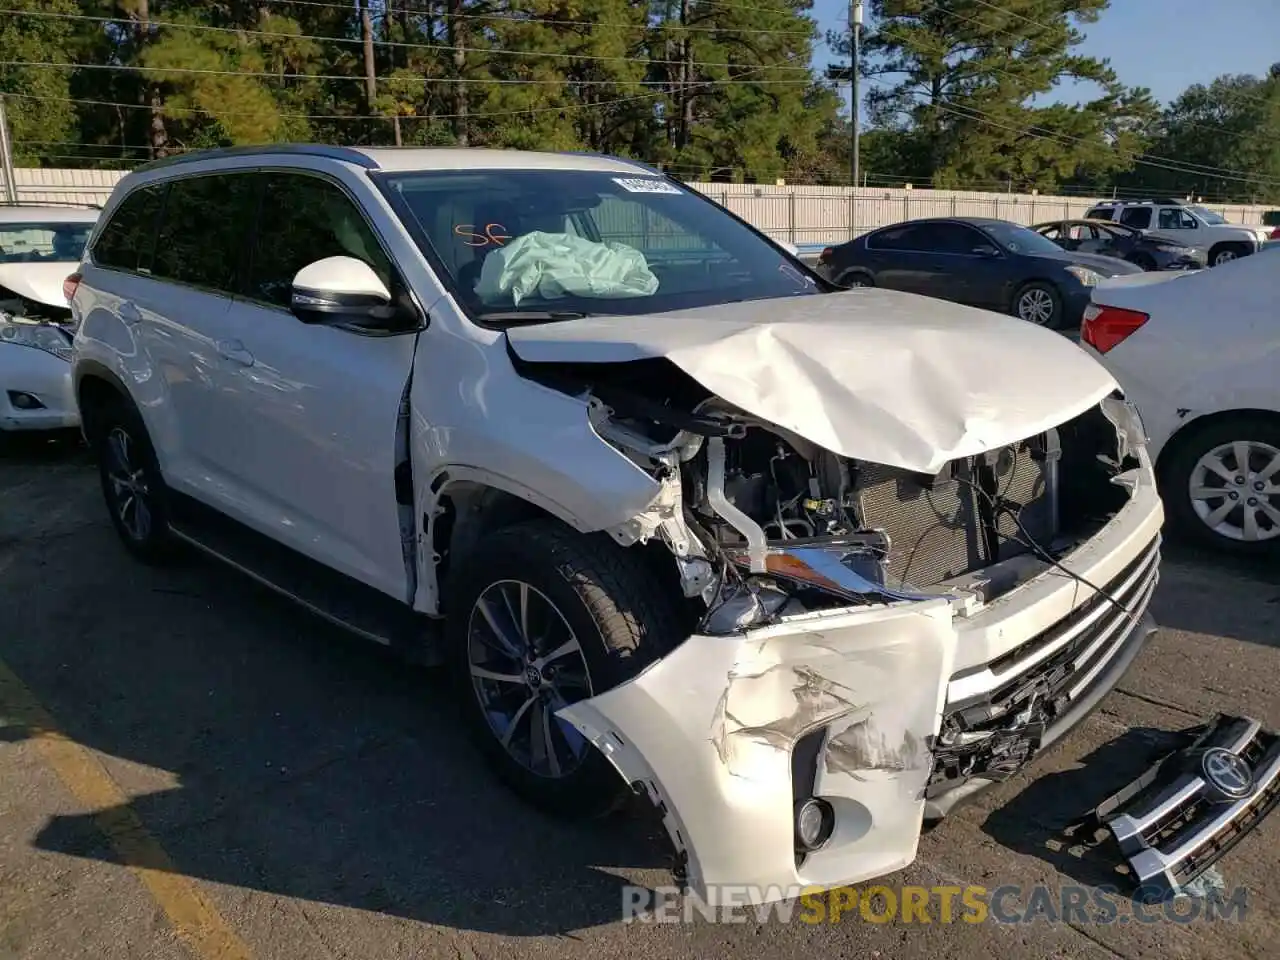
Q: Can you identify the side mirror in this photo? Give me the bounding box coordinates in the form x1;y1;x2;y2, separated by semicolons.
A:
290;256;394;326
973;244;999;257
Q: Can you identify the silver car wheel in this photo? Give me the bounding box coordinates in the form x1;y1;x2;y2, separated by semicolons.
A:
466;579;594;779
1188;440;1280;543
1017;287;1055;325
1213;249;1238;265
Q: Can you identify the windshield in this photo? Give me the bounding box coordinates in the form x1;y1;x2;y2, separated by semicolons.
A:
0;222;93;263
379;170;819;321
979;221;1067;255
1188;206;1227;225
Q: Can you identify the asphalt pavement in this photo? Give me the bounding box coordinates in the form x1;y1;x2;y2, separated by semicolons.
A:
1;433;1277;960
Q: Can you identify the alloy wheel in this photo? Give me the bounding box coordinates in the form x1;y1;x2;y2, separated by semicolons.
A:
104;425;153;542
466;580;594;779
1188;440;1280;543
1017;288;1055;325
1214;250;1238;265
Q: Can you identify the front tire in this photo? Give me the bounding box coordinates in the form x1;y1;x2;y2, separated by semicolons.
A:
1209;243;1248;266
90;399;177;564
836;270;874;288
1161;416;1280;555
1012;281;1062;327
444;520;683;818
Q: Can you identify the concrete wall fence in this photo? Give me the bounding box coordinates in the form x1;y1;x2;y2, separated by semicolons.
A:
6;167;1271;245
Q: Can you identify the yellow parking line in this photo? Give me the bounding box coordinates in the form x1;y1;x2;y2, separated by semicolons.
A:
0;658;254;960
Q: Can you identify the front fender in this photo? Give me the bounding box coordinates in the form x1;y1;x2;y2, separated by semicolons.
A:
557;597;958;900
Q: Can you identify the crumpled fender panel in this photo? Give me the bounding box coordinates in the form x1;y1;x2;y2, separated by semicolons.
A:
557;597;958;899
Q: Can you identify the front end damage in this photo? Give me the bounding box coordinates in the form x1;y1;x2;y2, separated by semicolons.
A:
519;353;1163;900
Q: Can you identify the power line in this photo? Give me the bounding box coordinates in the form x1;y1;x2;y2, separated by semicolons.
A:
918;96;1280;187
2;89;672;122
259;0;819;37
2;60;794;124
0;8;814;72
872;2;1280;146
0;60;813;88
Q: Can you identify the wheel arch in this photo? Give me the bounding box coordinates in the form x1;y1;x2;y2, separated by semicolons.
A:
1207;240;1250;264
74;360;135;444
1155;407;1280;486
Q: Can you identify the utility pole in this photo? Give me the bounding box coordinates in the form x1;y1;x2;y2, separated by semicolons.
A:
825;1;863;187
0;96;16;204
850;0;862;188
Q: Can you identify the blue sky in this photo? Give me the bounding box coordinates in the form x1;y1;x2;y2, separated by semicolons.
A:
811;0;1280;117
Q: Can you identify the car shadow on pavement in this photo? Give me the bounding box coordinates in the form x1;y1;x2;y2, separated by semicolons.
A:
0;453;675;936
978;725;1189;890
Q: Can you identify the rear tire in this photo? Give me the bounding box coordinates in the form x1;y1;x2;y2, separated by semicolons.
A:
444;520;683;819
1160;416;1280;556
89;398;178;564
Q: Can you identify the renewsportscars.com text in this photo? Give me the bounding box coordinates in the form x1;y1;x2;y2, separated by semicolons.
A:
622;884;1248;925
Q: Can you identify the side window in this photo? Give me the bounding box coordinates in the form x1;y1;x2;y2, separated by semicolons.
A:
1119;207;1152;229
92;185;165;273
1159;208;1197;229
152;175;257;293
867;224;925;251
249;173;394;308
1085;207;1114;221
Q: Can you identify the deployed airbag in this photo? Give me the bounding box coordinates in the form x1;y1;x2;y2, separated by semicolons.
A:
476;231;660;306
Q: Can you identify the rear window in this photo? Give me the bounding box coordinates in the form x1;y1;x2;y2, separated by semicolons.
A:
1085;207;1115;221
0;222;93;263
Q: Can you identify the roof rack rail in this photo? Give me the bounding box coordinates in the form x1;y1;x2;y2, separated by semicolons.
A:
135;144;379;173
0;199;103;210
1092;197;1184;206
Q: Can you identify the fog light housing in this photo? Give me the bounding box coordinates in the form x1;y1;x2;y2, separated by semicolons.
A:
794;797;835;851
7;390;45;410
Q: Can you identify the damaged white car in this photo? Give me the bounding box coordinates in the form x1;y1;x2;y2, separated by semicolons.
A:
73;147;1186;900
0;204;96;432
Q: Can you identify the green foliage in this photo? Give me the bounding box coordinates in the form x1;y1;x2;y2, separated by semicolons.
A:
0;0;1275;197
1117;69;1280;203
838;0;1160;191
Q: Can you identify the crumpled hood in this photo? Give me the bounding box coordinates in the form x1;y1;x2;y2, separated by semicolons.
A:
505;288;1119;474
0;263;76;309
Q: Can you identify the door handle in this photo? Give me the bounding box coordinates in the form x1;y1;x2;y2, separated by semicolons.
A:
118;301;141;324
216;339;255;367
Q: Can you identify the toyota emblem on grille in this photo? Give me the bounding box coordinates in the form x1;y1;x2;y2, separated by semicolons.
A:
1201;747;1255;801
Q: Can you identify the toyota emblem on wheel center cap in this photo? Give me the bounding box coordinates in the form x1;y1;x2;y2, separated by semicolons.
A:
1201;747;1255;801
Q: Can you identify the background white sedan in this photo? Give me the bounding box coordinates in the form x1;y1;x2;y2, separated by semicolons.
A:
0;204;97;433
1081;251;1279;553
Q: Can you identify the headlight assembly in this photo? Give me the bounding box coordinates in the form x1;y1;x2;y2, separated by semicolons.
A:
1065;264;1103;287
0;313;74;362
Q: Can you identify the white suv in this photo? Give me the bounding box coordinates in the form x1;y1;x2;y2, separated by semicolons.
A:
1084;199;1268;266
71;146;1175;900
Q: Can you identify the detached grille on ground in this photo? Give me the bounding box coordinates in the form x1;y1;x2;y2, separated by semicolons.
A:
1099;715;1280;896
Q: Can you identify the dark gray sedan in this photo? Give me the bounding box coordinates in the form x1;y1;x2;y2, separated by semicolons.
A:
815;217;1144;329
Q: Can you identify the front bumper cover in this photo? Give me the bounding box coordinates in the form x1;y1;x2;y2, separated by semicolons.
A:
558;468;1165;902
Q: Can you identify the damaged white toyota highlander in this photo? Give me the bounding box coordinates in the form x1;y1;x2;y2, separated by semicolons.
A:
72;147;1179;900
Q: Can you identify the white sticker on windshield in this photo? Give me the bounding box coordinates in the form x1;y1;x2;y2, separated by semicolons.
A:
612;177;683;195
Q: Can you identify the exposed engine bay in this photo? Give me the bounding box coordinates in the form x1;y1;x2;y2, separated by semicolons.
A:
520;356;1141;636
0;286;74;326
